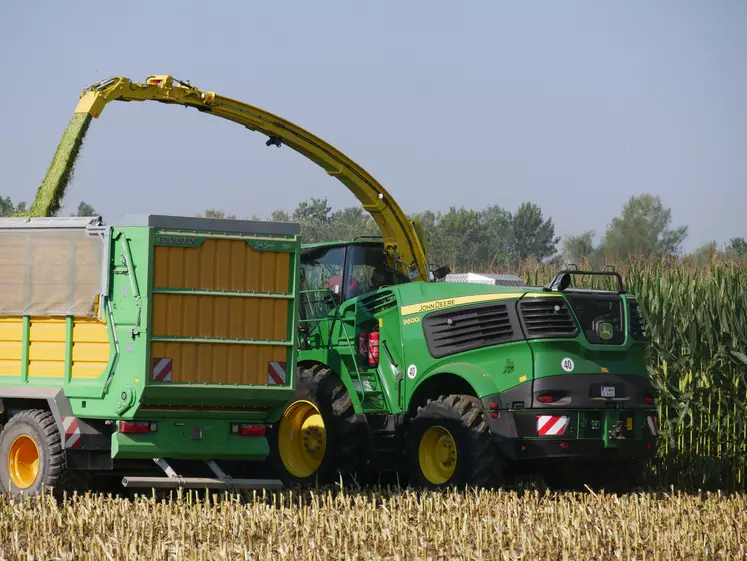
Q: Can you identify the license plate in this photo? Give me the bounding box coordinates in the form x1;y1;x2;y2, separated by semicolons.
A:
601;386;616;398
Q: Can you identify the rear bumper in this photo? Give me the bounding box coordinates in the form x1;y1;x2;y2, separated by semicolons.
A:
492;434;657;462
480;397;659;462
111;418;270;460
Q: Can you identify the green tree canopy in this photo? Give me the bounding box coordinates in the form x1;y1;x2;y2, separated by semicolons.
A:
562;230;597;265
600;194;688;261
510;202;559;263
437;207;487;271
73;201;97;217
479;205;514;269
728;237;747;260
0;196;26;217
199;208;237;220
691;240;719;267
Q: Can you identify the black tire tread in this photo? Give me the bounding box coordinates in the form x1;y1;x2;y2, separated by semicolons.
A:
1;409;65;494
409;394;501;489
271;364;359;483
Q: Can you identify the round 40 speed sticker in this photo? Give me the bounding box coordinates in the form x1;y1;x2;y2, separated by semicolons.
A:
407;364;418;379
561;357;575;372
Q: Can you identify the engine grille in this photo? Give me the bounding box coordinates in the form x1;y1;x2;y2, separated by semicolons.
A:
518;298;578;339
359;290;396;315
423;303;518;358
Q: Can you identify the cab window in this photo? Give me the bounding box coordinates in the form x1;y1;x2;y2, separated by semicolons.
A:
344;244;408;299
300;245;346;321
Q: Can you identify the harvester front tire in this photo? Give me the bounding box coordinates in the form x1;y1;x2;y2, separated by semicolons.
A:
406;394;502;489
269;364;358;485
0;409;65;497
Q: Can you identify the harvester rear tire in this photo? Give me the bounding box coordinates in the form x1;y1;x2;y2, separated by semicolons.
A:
0;409;65;497
406;394;502;489
268;364;358;485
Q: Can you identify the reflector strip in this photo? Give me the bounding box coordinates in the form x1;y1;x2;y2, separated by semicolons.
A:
646;415;658;436
152;358;172;382
62;416;81;449
268;361;286;385
537;415;569;436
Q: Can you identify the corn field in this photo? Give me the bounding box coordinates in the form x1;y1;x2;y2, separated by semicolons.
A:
515;257;747;491
0;487;743;560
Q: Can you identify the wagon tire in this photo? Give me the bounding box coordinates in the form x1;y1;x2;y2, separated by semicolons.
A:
0;409;66;497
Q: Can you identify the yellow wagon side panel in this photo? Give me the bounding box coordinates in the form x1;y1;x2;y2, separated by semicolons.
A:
0;317;23;377
0;315;109;380
28;317;66;378
71;317;110;379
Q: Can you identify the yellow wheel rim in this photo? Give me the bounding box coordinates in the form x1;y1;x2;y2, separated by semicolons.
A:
418;425;457;485
278;400;327;478
8;435;40;489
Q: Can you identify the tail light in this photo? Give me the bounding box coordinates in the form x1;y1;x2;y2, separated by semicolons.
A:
536;394;555;404
119;421;156;434
231;424;266;436
643;395;655;406
368;331;380;367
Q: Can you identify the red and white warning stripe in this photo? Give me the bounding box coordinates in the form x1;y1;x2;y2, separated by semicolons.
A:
536;415;569;436
268;361;287;385
62;416;81;449
646;415;659;436
152;358;172;382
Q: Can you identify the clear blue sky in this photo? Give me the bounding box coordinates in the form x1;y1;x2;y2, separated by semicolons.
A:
1;0;744;252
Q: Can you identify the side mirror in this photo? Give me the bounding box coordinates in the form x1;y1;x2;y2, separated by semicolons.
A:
432;265;451;280
544;272;571;292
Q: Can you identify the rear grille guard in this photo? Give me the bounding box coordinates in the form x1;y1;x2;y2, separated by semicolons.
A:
627;299;648;341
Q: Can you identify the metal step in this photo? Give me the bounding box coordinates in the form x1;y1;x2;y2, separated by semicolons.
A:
120;458;283;490
121;476;283;490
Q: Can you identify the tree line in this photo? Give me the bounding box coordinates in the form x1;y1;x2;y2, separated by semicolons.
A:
200;193;745;271
3;193;745;271
0;197;96;220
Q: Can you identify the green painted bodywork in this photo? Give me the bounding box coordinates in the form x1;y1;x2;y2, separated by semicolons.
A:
112;418;269;460
1;218;301;462
298;244;649;425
